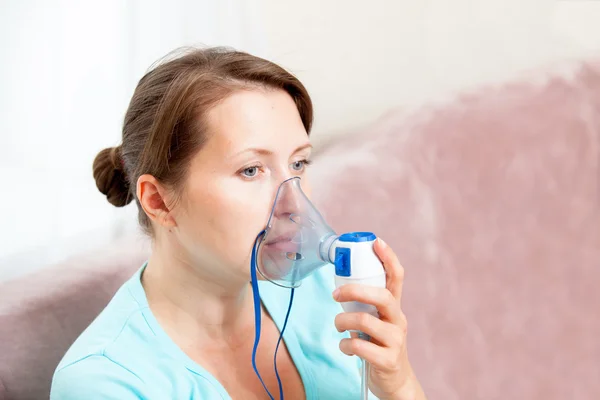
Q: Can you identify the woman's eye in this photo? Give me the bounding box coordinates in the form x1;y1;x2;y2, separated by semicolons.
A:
242;166;259;177
291;160;308;171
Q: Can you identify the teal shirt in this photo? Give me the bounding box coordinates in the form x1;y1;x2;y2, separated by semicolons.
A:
50;263;378;399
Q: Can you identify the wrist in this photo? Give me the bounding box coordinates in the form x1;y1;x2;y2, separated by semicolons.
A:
385;372;426;400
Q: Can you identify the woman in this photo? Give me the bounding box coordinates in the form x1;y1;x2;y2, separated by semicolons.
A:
50;47;426;400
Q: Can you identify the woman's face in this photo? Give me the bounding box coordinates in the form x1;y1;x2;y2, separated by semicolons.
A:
171;88;313;282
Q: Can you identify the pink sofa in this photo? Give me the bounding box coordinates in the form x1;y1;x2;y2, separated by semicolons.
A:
0;237;150;400
1;57;598;400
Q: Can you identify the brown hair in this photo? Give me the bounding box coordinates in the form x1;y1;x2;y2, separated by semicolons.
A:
92;47;313;235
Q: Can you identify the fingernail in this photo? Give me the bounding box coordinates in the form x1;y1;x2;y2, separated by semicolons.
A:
378;237;387;248
332;288;340;300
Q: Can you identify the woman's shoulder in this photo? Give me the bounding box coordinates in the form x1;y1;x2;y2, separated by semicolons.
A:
50;354;148;399
54;276;144;368
51;268;187;398
51;270;155;395
50;266;228;399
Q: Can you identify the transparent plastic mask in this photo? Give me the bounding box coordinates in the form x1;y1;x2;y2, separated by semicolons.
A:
257;177;336;288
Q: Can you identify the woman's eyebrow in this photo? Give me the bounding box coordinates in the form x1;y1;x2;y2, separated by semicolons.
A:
230;143;312;159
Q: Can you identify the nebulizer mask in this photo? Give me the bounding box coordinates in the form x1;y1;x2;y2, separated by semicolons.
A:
250;177;386;400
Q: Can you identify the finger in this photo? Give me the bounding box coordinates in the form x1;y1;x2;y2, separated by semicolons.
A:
334;312;404;348
334;284;401;324
373;237;405;301
339;338;403;373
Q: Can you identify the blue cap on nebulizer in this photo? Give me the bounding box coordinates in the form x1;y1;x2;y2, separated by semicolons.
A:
333;232;378;277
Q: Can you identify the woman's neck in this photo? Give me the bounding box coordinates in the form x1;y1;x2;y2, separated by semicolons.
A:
141;245;257;350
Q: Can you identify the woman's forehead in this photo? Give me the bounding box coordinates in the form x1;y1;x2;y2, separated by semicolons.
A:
202;89;309;157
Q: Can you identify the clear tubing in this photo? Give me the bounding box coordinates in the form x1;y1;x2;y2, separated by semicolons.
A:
361;358;369;400
357;331;370;400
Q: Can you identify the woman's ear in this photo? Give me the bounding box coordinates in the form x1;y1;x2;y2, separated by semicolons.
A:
136;174;177;228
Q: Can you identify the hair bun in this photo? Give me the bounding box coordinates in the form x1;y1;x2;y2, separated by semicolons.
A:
92;146;132;207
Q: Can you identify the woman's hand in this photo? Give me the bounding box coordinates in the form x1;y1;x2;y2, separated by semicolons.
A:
332;238;426;400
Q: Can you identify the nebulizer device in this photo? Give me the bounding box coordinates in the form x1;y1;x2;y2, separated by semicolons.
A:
250;177;386;400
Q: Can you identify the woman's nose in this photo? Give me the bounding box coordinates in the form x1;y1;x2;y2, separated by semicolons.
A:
273;180;302;219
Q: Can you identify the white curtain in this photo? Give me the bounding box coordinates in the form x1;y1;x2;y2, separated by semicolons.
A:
0;0;268;281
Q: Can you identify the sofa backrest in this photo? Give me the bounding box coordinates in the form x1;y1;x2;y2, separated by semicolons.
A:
309;58;600;399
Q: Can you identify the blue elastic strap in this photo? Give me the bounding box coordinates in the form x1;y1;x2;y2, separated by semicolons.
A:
274;288;295;400
251;231;296;400
250;230;275;400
